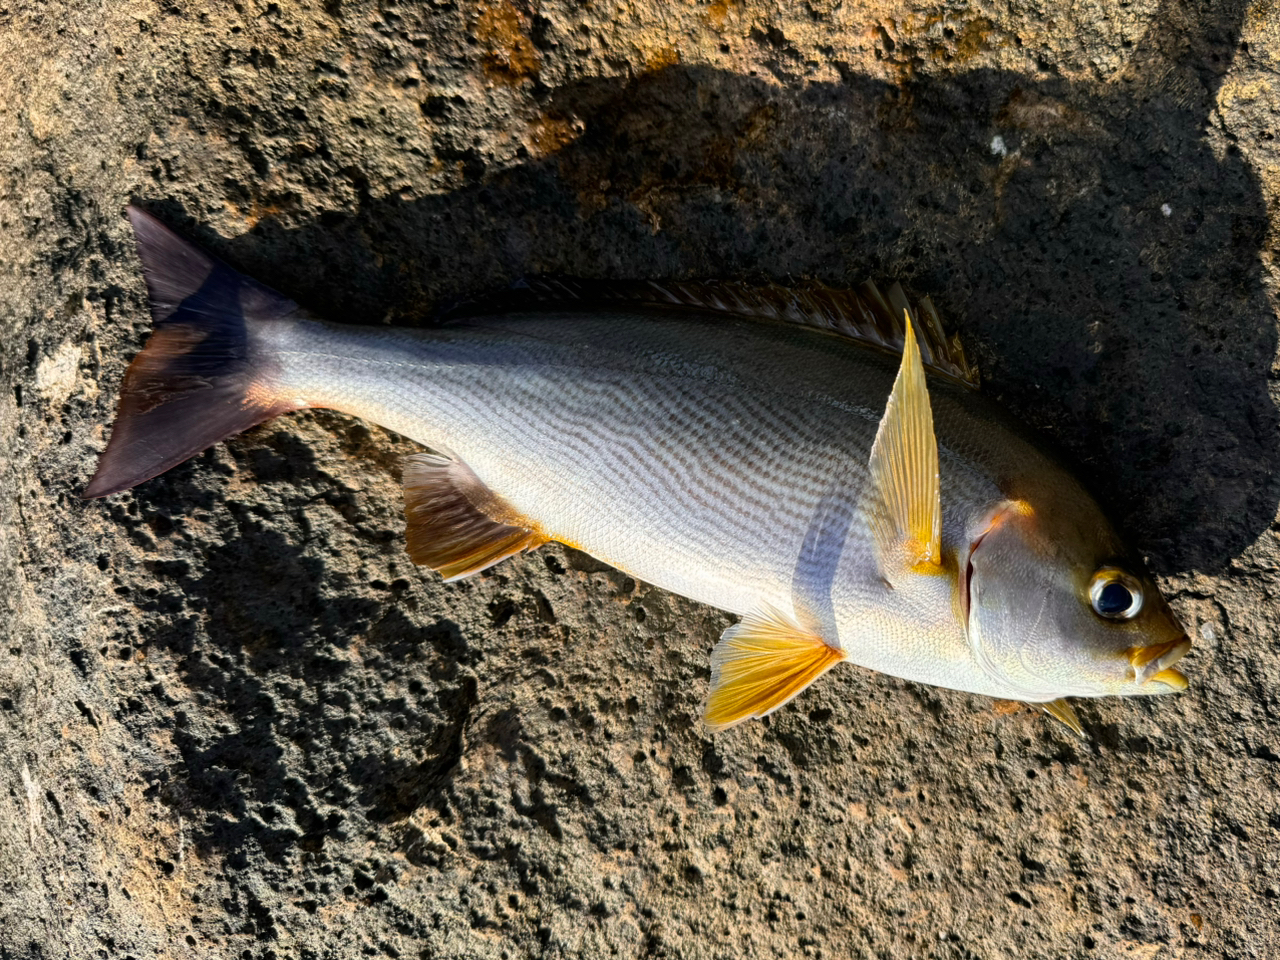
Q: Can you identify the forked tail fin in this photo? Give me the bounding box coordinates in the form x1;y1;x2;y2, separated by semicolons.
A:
84;207;307;498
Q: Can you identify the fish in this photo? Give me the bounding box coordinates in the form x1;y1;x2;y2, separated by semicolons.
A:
85;206;1192;736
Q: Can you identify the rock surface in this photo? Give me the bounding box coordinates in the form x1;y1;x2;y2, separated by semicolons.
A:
4;1;1280;957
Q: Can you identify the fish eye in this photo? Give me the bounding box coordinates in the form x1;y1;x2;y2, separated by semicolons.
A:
1089;567;1143;620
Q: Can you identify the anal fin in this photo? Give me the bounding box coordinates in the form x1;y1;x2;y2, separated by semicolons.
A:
704;606;844;732
403;453;548;581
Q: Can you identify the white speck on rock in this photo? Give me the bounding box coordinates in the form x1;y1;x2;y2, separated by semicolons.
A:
1161;203;1173;217
21;763;41;844
990;135;1008;157
35;341;81;408
1199;621;1216;641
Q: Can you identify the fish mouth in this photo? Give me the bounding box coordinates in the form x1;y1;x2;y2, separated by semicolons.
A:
1128;636;1192;690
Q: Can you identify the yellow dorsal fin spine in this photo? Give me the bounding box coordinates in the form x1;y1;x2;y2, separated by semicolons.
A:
867;314;943;577
703;606;844;732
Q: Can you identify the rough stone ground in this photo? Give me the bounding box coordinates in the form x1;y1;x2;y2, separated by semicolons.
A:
3;1;1280;957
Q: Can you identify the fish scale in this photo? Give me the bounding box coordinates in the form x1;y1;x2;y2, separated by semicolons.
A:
269;313;1003;676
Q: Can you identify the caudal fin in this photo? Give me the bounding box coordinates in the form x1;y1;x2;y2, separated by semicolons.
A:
84;207;306;498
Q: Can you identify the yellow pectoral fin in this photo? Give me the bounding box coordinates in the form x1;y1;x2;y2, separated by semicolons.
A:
1147;668;1188;691
868;313;944;578
1040;697;1084;736
703;606;844;733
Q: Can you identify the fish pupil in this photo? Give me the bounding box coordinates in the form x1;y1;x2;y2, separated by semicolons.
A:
1096;581;1133;615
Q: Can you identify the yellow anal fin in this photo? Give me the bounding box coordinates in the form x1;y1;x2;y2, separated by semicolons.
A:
402;453;548;582
868;313;943;576
704;606;844;733
1040;697;1084;736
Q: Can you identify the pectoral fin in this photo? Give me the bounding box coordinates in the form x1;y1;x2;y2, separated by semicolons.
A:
1041;697;1084;736
704;606;844;732
867;313;943;577
402;453;548;581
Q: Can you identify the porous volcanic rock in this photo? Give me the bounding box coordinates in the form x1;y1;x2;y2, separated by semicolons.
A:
3;2;1280;957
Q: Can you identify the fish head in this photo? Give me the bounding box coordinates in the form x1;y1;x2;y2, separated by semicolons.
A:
961;496;1190;701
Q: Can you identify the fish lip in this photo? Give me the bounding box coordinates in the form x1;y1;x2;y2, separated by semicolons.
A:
1129;636;1192;685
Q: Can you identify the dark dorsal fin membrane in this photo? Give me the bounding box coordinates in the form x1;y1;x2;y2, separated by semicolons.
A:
480;278;979;388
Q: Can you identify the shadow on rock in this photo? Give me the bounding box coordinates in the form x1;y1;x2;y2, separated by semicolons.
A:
127;433;482;862
352;611;479;823
190;3;1274;576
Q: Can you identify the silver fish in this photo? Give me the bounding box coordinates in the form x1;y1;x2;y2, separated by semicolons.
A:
86;207;1191;734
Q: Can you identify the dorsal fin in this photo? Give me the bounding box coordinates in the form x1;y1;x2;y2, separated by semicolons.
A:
466;278;978;388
